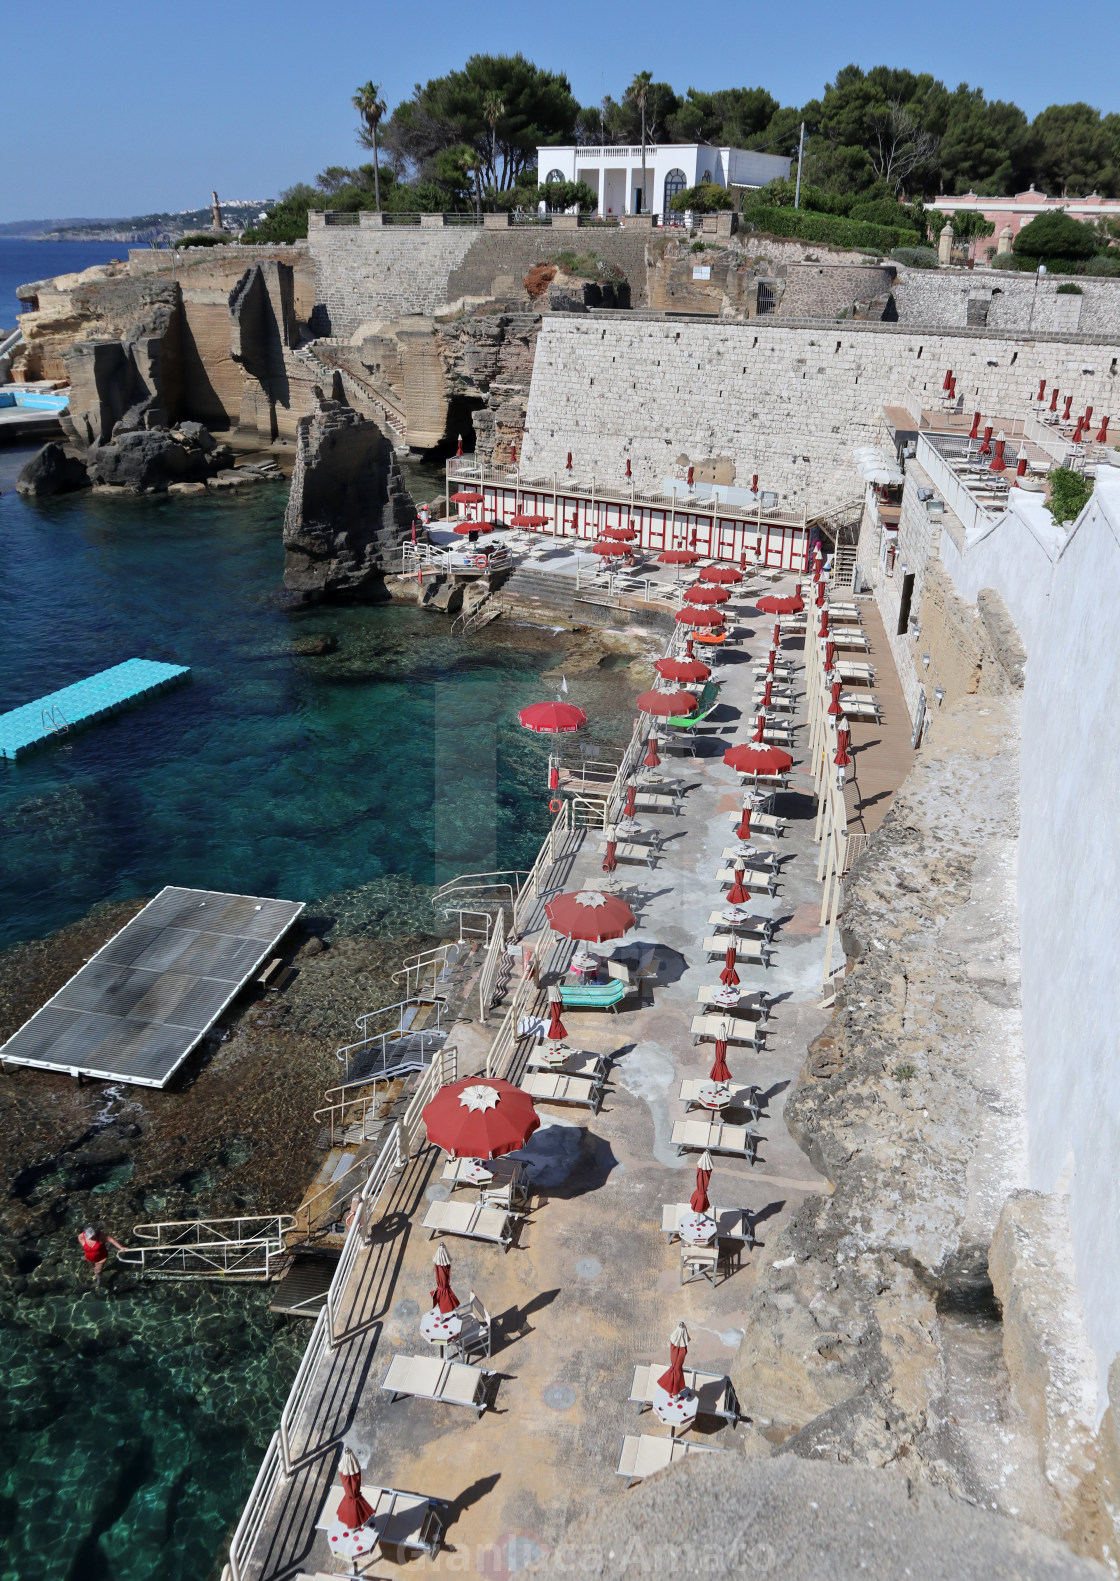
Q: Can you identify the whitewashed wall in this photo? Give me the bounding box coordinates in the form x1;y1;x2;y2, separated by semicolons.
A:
939;469;1120;1417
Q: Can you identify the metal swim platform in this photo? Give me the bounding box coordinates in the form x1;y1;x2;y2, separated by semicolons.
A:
0;887;304;1087
0;658;190;759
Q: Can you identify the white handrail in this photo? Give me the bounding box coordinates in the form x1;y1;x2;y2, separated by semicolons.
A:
476;908;507;1018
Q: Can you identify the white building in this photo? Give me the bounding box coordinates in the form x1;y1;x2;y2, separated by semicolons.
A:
537;144;792;219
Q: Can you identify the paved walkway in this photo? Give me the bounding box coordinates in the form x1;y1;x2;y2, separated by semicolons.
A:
843;596;915;836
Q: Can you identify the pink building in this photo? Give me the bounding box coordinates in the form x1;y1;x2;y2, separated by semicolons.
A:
928;187;1120;260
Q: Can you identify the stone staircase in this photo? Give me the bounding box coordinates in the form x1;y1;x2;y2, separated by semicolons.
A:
292;340;409;446
497;564;675;633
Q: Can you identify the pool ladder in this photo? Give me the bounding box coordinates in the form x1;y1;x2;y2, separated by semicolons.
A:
40;705;68;737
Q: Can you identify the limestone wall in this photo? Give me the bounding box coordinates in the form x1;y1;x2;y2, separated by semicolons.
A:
521;316;1120;515
894;268;1120;337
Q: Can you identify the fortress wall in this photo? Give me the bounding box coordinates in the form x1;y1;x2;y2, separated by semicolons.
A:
521;315;1120;514
894;267;1120;338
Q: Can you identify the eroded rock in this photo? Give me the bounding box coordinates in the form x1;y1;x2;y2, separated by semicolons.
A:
15;443;89;497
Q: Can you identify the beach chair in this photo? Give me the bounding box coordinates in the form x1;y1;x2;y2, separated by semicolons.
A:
520;1070;604;1113
690;1014;764;1049
382;1354;492;1418
422;1198;513;1249
597;839;659;869
679;1078;760;1119
440;1157;529;1211
828;626;870;651
706;911;775;943
700;934;771;969
839;692;882;720
616;1434;722;1487
717;866;777;897
605;953;658;995
558;979;628;1012
451;1293;493;1362
726;811;786;837
749;718;798;747
629;1362;741;1427
660;1204;750;1245
672;1118;759;1163
696;985;770;1019
834;660;876;684
667;679;722;729
527;1048;607;1079
633;791;683;818
720;847;780;871
316;1483;446;1559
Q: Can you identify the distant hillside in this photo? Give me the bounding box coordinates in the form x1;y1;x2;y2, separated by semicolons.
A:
0;218;112;238
0;201;276;244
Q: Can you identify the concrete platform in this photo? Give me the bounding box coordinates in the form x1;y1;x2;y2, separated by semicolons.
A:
0;887;304;1086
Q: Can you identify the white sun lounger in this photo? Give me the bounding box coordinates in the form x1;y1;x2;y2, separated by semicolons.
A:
660;1204;750;1243
828;626;870;650
833;660;876;684
672;1118;759;1162
616;1434;723;1487
597;839;659;868
527;1048;607;1079
629;1362;741;1426
720;847;779;868
440;1157;530;1211
700;935;771;968
726;810;786;836
696;984;770;1018
382;1353;492;1417
679;1078;760;1117
717;866;777;896
706;911;775;942
316;1482;446;1557
633;791;683;817
422;1198;513;1249
839;692;882;719
690;1014;764;1048
520;1070;604;1113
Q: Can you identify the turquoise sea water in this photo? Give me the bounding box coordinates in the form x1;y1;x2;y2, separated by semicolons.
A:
0;452;636;1579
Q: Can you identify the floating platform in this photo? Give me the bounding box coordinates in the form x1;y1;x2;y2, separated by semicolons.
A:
0;887;305;1087
0;658;190;759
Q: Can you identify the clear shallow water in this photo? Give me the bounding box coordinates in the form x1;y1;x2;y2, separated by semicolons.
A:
0;457;636;1579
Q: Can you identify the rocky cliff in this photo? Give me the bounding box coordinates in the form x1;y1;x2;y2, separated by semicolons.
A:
282;377;414;600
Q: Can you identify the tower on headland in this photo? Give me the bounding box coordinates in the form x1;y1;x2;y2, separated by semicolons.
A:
211;190;224;233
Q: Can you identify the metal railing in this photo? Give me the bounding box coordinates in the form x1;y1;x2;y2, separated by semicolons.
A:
476;908;507;1019
433;870;525;912
512;800;572;932
117;1214;295;1278
392;945;457;1000
484;930;554;1081
335;997;446;1082
227;1432;285;1581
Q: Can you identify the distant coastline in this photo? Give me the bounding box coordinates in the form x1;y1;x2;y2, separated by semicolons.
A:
0;199;274;245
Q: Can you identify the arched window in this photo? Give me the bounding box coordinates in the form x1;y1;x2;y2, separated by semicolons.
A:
663;168;687;213
545;169;565;185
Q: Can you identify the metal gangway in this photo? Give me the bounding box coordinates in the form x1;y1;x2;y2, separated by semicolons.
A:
116;1214;296;1279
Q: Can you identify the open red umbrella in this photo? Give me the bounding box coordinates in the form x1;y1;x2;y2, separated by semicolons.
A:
510;511;549;528
643;737;661;769
519;701;586;733
605;526;637;541
591;539;631;557
453;521;481;535
655;656;711;684
546;985;566;1042
422;1077;540;1159
828;681;843;717
676;605;725;627
724;741;793;776
690;1150;713;1213
658;549;699;565
450;490;484;504
710;1035;731;1082
726;865;750;905
658;1322;690;1397
545;889;635;942
720;943;739;987
734;805;751;842
623;784;637;817
636;688;698;717
337;1448;373;1531
684;584;730;605
431;1243;459;1314
756;592;803;615
700;565;742;585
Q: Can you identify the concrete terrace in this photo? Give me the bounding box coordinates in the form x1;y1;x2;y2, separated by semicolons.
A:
235;573;913;1581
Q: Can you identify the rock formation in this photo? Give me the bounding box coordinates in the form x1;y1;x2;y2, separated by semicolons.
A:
15;443;89;497
86;424;231;491
282;377;414;600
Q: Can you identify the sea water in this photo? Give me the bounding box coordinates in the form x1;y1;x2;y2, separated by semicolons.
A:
0;448;638;1578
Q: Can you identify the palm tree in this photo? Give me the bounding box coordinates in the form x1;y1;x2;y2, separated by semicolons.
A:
482;91;505;206
352;81;387;211
630;71;653;215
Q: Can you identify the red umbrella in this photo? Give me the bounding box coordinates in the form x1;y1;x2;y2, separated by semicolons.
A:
549;759;560;790
637;689;698;717
685;584;730;605
566;451;573;470
602;828;618;873
684;638;695;659
655;656;711;684
734;805;751;842
710;1036;731;1082
700;565;742;584
546;985;566;1042
1071;419;1085;444
676;605;725;627
979;424;993;457
765;649;776;676
422;1077;540;1160
510;511;549;527
835;728;852;769
942;367;953;392
752;715;766;743
969;410;981;439
772;622;781;646
453;521;481;535
643;737;661;769
519;701;587;733
658;549;699;565
762;677;773;708
545;889;635;942
431;1243;459;1314
1097;416;1110;444
451;490;484;504
816;581;826;608
337;1448;373;1531
658;1322;690;1397
591;539;631;558
726;865;750;905
623;784;637;817
825;640;836;671
819;610;829;639
990;433;1007;470
1062;396;1073;422
724;741;793;776
605;526;637;541
756;592;803;615
720;943;740;986
690;1150;713;1213
828;681;843;717
1049;388;1059;413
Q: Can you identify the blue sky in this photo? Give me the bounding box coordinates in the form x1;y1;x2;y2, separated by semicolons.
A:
6;0;1120;222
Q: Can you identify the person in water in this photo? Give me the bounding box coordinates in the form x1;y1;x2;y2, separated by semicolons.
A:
77;1224;123;1284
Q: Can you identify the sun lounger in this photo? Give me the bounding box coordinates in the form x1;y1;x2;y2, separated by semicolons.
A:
422;1198;513;1249
727;810;786;836
696;985;770;1019
558;979;628;1012
520;1070;604;1113
629;1362;741;1427
672;1118;759;1162
667;679;722;729
720;847;779;869
717;866;777;896
833;660;876;684
839;692;882;720
706;912;775;942
679;1078;760;1118
690;1014;764;1048
828;626;870;651
527;1048;607;1079
382;1354;492;1417
440;1157;530;1211
616;1434;723;1487
700;935;771;968
316;1483;446;1558
660;1204;750;1244
750;718;797;746
597;839;659;868
633;791;683;817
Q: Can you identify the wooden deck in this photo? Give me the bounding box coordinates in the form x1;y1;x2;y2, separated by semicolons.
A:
0;887;304;1087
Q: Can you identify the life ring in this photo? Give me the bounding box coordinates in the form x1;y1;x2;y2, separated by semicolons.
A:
474;555;487;568
549;797;563;815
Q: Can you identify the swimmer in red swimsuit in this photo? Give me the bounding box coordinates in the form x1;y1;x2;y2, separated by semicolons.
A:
77;1224;124;1284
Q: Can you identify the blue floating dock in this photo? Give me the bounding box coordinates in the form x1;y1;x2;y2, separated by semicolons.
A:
0;659;190;759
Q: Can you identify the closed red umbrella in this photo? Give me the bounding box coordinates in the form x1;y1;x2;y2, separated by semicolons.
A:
825;640;836;671
726;865;750;905
1049;389;1059;413
720;943;740;986
819;610;829;639
658;549;699;565
724;741;793;776
979;423;993;457
762;677;773;708
1062;396;1073;422
546;984;566;1042
828;680;843;717
658;1322;690;1397
690;1150;713;1213
1097;416;1110;444
684;637;695;659
637;688;698;717
655;656;711;683
624;783;637;817
676;605;725;627
969;410;981;439
835;728;852;769
602;826;618;873
765;649;776;676
544;889;635;942
592;539;631;557
815;581;826;608
700;565;742;584
431;1243;459;1314
710;1035;731;1082
643;737;661;769
772;622;781;646
337;1448;373;1531
684;584;730;605
990;433;1007;470
422;1077;540;1159
734;805;751;842
519;701;586;733
451;490;484;504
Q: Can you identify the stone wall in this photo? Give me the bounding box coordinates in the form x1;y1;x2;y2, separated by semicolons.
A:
646;234;895;319
894;267;1120;337
521;316;1120;514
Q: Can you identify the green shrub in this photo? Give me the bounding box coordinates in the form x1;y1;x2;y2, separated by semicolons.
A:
549;250;624;282
1083;254;1120;276
1013;210;1098;259
1056;282;1083;294
176;232;231;247
1047;467;1093;524
536;180;598;214
892;1063;917;1083
891;246;939;269
670;182;734;214
740;205;919;255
